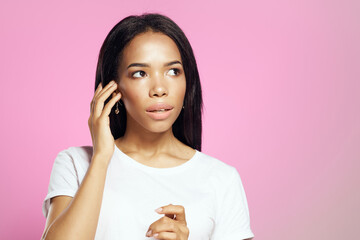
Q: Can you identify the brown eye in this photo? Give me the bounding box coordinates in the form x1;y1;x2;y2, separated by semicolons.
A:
168;68;180;76
132;71;146;78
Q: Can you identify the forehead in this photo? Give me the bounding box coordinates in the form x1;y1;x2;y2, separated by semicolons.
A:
121;31;181;63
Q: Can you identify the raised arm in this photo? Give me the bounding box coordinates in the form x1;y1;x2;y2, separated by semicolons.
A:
41;81;121;240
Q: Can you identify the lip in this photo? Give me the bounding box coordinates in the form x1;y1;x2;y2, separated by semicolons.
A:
145;103;174;121
146;103;174;112
145;108;174;120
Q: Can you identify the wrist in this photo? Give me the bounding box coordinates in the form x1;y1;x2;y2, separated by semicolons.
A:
90;154;112;169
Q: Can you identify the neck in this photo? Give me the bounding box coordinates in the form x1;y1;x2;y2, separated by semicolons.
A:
116;115;181;156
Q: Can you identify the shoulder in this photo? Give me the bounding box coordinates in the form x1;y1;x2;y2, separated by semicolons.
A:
57;146;93;159
196;151;239;185
54;146;93;171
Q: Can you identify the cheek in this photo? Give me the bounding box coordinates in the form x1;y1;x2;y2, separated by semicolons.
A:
175;79;186;101
126;91;142;105
119;82;144;107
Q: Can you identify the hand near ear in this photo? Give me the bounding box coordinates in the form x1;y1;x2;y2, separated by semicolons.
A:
88;81;121;165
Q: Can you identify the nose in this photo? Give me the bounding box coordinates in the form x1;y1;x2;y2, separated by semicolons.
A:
149;73;168;98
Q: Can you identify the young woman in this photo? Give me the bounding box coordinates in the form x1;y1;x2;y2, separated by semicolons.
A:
41;13;254;240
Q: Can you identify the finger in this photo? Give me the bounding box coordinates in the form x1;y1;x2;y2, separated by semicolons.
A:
94;82;103;97
93;80;114;110
165;213;175;220
146;217;177;237
90;83;102;113
155;204;186;223
97;80;117;99
93;83;118;118
152;231;176;240
101;92;121;117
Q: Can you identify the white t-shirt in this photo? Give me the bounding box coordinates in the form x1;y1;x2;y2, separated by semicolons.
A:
42;145;254;240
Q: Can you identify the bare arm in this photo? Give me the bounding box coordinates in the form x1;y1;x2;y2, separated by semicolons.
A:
42;157;108;240
41;196;72;239
42;81;121;240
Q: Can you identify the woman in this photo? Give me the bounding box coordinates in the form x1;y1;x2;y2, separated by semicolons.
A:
41;13;254;240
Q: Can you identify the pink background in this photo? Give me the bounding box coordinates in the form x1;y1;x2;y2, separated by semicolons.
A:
1;0;359;239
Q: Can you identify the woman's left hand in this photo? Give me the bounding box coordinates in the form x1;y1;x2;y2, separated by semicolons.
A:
146;204;189;240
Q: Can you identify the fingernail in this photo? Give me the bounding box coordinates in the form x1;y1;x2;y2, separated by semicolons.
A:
153;233;159;238
146;229;152;237
155;207;162;213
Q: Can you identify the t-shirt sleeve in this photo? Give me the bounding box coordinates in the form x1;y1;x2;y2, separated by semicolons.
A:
42;148;79;218
211;167;254;240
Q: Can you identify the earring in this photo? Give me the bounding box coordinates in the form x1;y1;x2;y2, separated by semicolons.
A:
115;102;120;114
182;105;185;109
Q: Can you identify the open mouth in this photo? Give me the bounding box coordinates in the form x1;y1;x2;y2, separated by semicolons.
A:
147;109;172;113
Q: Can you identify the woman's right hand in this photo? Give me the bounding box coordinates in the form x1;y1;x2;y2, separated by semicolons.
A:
88;80;121;165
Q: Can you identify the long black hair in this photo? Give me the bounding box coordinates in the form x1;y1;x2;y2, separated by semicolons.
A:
95;13;203;151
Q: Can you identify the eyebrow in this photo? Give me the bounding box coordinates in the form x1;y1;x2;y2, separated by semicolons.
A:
127;60;182;69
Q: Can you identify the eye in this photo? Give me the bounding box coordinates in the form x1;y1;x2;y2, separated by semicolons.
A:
132;71;146;78
167;68;180;76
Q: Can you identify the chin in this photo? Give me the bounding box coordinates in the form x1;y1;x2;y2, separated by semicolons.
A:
127;110;181;134
145;121;174;134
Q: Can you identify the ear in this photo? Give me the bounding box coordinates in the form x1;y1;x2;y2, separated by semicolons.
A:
116;84;124;96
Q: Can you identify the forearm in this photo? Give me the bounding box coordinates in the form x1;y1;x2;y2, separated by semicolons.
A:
44;155;109;240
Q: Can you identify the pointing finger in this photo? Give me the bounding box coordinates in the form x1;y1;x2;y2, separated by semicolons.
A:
155;204;187;223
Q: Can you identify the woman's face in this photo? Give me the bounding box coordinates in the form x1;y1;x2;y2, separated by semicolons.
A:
117;31;186;133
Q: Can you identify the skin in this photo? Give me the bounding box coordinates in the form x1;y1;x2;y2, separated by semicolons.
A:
115;31;195;167
147;204;189;239
41;31;193;240
115;31;193;239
